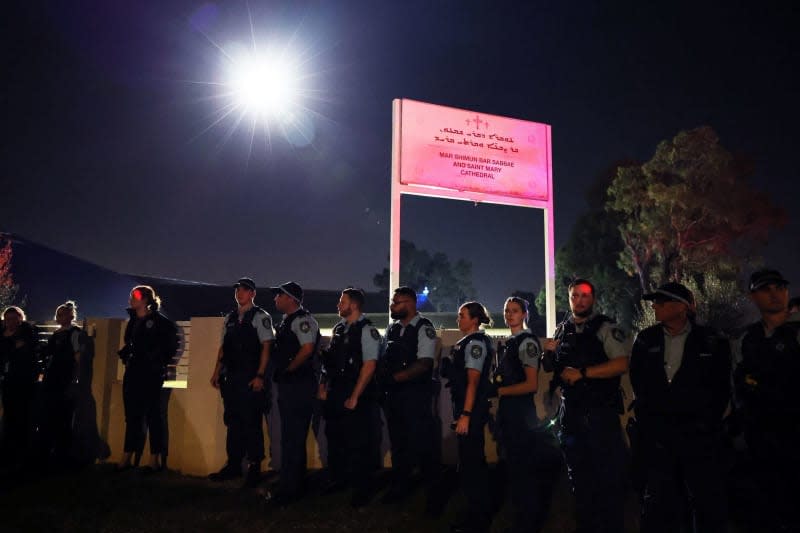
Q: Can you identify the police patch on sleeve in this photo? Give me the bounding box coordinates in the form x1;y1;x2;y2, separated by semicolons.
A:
525;342;537;357
425;327;436;339
611;328;626;343
299;321;311;333
370;327;381;340
470;345;483;359
262;316;272;329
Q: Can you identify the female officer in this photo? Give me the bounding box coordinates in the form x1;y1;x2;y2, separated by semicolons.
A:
450;301;494;533
493;296;560;533
41;301;85;464
0;306;37;468
117;286;178;472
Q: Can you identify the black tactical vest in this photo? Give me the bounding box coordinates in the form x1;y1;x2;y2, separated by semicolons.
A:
382;316;435;383
493;332;535;388
46;326;81;382
124;311;178;374
738;320;800;416
274;308;317;378
449;331;494;417
221;306;265;375
324;318;372;392
554;314;620;409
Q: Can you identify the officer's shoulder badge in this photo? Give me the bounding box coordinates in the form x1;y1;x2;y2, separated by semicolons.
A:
471;344;483;359
425;326;436;339
611;327;626;343
262;315;272;329
525;341;537;357
370;327;381;340
299;321;311;333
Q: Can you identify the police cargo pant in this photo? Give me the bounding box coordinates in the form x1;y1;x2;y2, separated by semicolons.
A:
277;374;316;497
456;401;491;528
743;419;800;531
0;377;34;462
383;382;437;493
221;372;266;466
324;384;375;495
639;426;727;533
122;365;167;455
498;395;561;533
41;367;76;461
558;405;626;533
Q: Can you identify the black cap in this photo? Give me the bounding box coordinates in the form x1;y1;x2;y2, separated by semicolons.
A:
271;281;303;303
642;282;693;306
233;277;256;291
749;269;789;292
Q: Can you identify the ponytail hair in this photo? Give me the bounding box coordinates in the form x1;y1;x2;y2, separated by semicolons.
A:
131;285;161;311
461;301;493;328
55;300;78;322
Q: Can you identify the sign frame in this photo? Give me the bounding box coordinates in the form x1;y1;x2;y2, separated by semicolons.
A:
390;98;557;333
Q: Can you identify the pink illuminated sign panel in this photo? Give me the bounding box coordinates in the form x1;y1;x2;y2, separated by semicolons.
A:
397;99;551;201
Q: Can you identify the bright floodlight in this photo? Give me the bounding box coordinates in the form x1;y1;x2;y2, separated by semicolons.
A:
227;53;301;119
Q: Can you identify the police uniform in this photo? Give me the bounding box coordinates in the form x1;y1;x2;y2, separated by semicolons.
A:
493;329;560;533
0;320;37;463
552;313;628;533
321;314;381;502
219;305;274;471
733;313;800;530
449;331;493;531
42;325;86;462
631;321;731;532
378;314;438;499
120;309;179;461
273;307;320;499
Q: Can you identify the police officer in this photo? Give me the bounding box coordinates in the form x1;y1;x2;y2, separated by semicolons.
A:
376;286;439;506
493;296;560;533
733;269;800;531
446;302;494;533
318;287;381;507
542;278;629;533
0;306;38;469
41;301;87;466
630;282;731;532
117;285;179;472
269;281;320;505
209;278;274;487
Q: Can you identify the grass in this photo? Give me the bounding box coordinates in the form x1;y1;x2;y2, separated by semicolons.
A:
2;462;754;532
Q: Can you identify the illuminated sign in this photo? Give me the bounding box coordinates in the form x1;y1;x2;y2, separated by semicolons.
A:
397;99;551;201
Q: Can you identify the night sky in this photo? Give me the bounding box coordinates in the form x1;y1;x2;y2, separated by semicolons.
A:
2;1;798;312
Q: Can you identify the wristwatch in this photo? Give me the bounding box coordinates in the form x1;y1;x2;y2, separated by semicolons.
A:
579;367;588;378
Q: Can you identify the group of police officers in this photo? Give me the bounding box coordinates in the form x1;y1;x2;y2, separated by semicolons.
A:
3;267;797;532
194;268;800;532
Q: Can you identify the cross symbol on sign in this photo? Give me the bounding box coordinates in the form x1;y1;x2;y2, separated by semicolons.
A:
466;115;487;130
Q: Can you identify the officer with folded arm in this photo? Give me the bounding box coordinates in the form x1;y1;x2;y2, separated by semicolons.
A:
630;282;730;532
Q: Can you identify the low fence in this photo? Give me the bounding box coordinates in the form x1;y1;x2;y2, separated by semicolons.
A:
82;317;633;476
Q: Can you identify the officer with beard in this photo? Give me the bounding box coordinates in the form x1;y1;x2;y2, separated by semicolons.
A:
734;269;800;531
542;279;629;533
318;287;381;507
376;286;439;508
